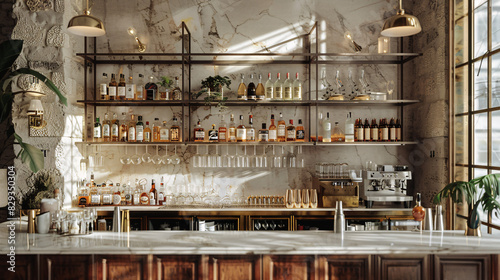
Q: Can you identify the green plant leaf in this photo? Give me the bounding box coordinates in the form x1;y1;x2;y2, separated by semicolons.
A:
13;133;44;173
0;40;22;81
9;68;67;106
467;201;481;229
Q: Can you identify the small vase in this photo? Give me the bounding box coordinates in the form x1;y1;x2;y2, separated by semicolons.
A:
20;209;40;233
465;226;481;237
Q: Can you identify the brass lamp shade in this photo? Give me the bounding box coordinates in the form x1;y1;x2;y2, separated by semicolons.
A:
67;11;105;37
381;0;421;37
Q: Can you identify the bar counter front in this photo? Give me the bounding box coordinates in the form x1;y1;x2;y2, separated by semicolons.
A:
2;230;499;279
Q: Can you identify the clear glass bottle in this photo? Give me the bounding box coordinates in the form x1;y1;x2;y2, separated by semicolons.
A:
170;117;181;142
102;113;111;142
256;74;265;100
237;74;247;100
136;115;144;142
274;73;283;100
125;76;136;100
322;112;331;143
246;115;255;142
111;113;119;142
152;118;161;142
144;121;152;142
119;112;128;142
218;115;227;142
100;73;108;100
127;114;136;142
247;74;257;100
93;117;102;142
172;77;182;100
228;114;236;142
160;121;170;142
135;74;145;100
236;115;246;142
283;72;293;100
345;112;354;142
108;74;117;101
117;74;126;100
332;122;345;142
265;72;274;100
293;72;302;100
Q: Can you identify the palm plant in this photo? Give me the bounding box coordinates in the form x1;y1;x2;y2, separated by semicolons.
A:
0;40;67;172
433;173;500;230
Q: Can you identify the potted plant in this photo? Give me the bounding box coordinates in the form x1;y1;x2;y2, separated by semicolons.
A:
433;173;500;236
0;40;66;172
192;75;231;111
157;76;173;100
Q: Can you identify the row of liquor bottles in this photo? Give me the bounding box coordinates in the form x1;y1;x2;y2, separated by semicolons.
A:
236;73;302;101
77;174;167;207
98;73;182;101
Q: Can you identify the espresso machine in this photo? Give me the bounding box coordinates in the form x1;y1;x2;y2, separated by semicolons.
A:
362;165;413;208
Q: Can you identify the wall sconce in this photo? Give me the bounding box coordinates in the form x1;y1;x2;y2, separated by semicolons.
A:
127;27;146;52
27;99;46;129
344;31;362;53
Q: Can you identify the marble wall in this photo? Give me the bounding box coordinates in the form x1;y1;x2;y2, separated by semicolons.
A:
6;0;448;208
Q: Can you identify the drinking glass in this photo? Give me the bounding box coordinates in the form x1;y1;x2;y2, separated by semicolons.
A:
151;145;163;164
141;145;152;164
170;145;181;165
293;189;301;208
273;146;281;168
285;189;294;209
281;146;287;168
120;146;131;165
301;189;310;208
130;146;142;165
387;80;395;98
309;189;318;208
93;145;103;167
162;145;170;165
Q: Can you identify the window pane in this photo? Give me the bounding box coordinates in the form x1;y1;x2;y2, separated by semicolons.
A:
454;166;469;181
455;115;469;164
473;168;488;177
474;0;487;9
474;113;488;165
474;60;488;110
474;4;488;58
493;53;500;108
492;111;500;166
493;0;500;50
456;0;468;19
455;66;469;113
455;17;469;65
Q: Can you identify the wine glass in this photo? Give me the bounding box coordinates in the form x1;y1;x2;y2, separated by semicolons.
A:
162;145;170;165
387;80;395;98
151;145;163;164
270;221;276;230
170;145;181;165
120;146;131;165
262;220;269;230
141;145;152;164
130;146;142;165
254;220;261;231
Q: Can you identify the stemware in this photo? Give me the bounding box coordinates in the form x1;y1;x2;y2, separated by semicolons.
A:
270;221;277;230
161;145;170;165
170;145;181;165
254;220;261;231
130;146;142;165
120;146;131;165
151;145;163;164
261;220;269;230
334;70;346;97
141;145;152;164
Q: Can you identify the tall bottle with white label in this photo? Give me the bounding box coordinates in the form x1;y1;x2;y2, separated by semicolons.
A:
108;74;117;100
117;74;126;100
136;116;144;142
102;113;111;142
345;112;354;142
322;113;332;142
237;74;247;100
256;74;265;100
111;113;119;142
269;114;277;142
100;73;108;100
265;73;274;100
293;72;302;100
283;73;293;100
128;114;136;142
136;74;145;100
93;117;102;142
236;115;246;142
125;76;136;100
277;112;286;142
274;73;283;100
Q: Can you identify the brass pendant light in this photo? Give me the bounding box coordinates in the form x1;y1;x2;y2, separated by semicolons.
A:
381;0;421;37
67;0;105;37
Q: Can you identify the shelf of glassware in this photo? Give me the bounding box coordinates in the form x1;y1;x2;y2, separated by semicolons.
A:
75;141;418;146
76;100;420;107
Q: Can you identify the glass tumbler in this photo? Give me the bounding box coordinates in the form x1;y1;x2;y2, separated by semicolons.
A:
310;189;318;208
293;189;302;208
301;189;310;208
285;189;294;209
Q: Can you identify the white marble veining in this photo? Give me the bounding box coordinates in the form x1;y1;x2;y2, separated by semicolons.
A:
3;231;499;255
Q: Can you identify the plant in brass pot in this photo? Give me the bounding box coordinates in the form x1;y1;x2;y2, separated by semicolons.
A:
433;173;500;236
0;40;66;173
192;75;231;111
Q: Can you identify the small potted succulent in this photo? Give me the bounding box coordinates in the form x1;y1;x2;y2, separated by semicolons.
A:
433;173;500;236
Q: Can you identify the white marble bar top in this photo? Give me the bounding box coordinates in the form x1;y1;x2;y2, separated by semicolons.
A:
68;206;412;212
2;230;499;255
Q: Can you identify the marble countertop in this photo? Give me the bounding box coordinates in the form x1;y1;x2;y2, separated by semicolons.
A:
69;206;412;212
2;230;499;255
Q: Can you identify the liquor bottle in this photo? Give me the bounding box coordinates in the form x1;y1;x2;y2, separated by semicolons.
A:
172;77;182;100
322;112;332;142
218;116;227;142
117;74;126;100
332;122;345;142
395;118;402;141
140;183;150;205
93;117;102;142
286;119;296;142
208;124;218;142
265;115;276;142
389;118;396;142
370;119;379;142
194;119;205;142
363;119;371;142
228;114;236;142
283;72;293;100
113;183;122;206
158;176;165;205
125;181;132;205
160;121;170;142
77;181;90;207
354;118;363;142
120;183;126;205
145;76;157;100
132;179;141;205
236;115;246;142
144;121;152;142
149;179;157;206
317;113;324;142
108;74;117;100
293;72;302;100
170;117;181;142
128;114;136;142
258;123;269;142
380;118;389;142
345;112;354;142
296;119;305;142
136;74;145;100
136;115;144;142
102;113;111;142
277;112;286;142
247;74;257;100
100;73;108;100
246;115;255;142
256;74;265;100
152;118;161;142
274;73;283;100
119;112;128;142
101;183;112;205
125;76;136;100
412;193;425;228
111;113;119;142
237;74;247;100
265;72;274;100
